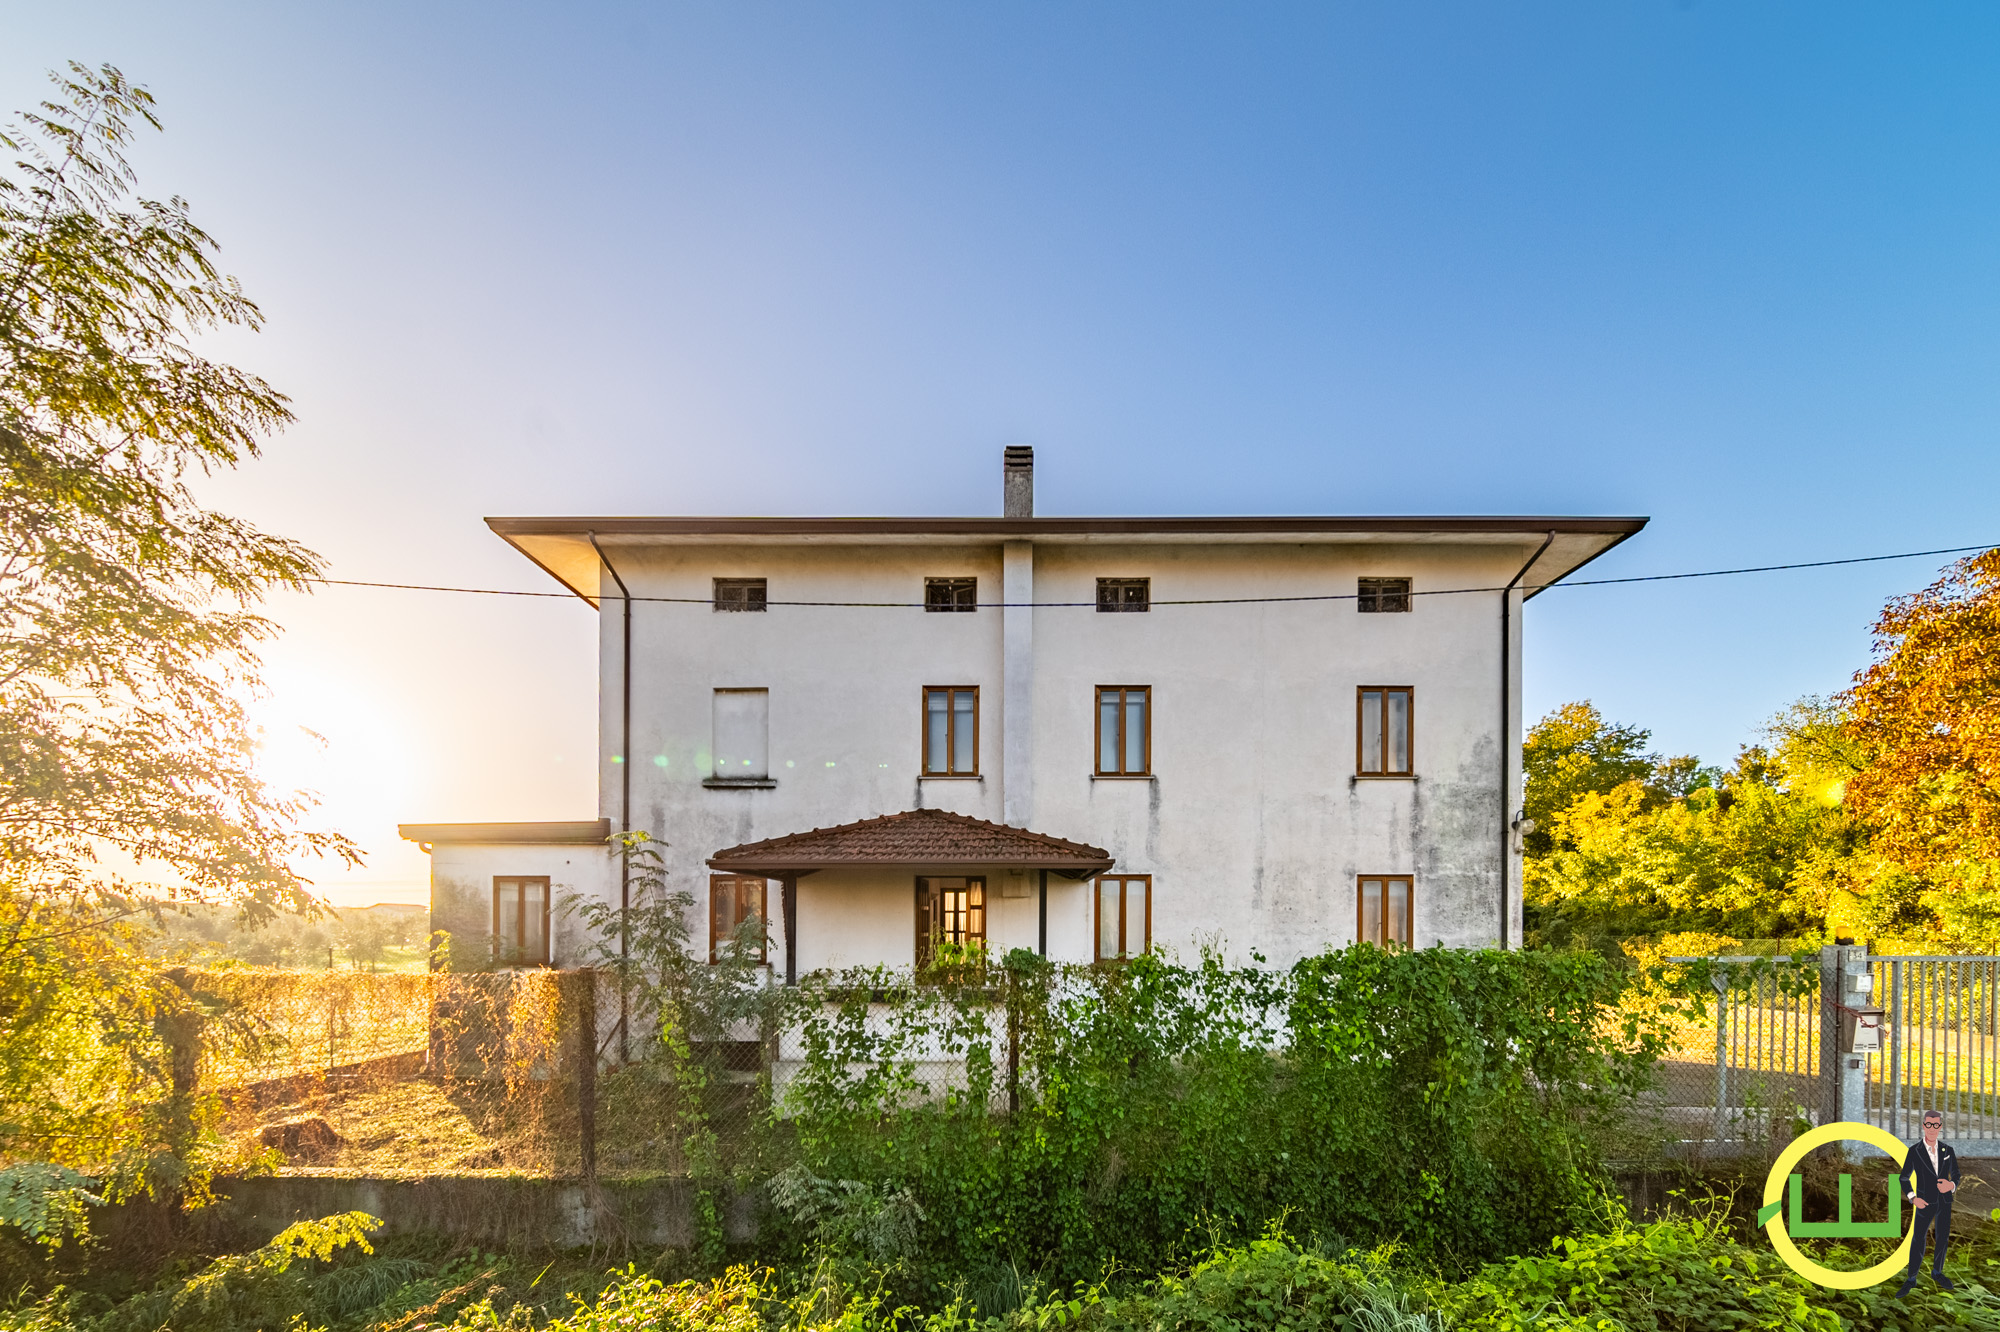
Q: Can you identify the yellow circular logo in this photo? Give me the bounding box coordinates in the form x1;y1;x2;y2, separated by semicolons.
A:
1761;1121;1915;1288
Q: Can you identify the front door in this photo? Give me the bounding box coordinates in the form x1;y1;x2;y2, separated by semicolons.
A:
916;876;986;965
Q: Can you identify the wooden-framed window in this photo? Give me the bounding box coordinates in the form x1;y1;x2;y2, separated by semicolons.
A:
1095;875;1151;961
709;875;768;963
1096;578;1150;612
1357;686;1413;776
1096;686;1151;775
916;876;985;965
713;578;767;611
925;577;977;612
1358;577;1412;613
492;876;550;966
923;686;979;775
1357;875;1413;948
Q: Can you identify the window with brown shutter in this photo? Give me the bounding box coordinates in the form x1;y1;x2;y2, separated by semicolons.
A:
923;687;979;775
1357;875;1413;948
1096;686;1151;776
1357;686;1414;776
492;877;551;966
1095;875;1151;961
709;875;769;963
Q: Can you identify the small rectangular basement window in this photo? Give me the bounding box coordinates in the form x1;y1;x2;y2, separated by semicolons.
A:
1357;577;1412;613
925;577;977;612
1096;578;1150;612
713;578;767;611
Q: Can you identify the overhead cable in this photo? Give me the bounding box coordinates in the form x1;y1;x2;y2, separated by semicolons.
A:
303;540;1999;609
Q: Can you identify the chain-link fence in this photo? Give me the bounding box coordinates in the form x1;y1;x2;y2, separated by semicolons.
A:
1619;956;1825;1154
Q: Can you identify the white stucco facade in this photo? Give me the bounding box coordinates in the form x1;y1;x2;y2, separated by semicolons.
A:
407;458;1642;975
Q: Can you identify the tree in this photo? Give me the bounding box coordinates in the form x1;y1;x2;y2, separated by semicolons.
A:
1843;549;2000;877
1520;701;1715;856
0;63;353;1212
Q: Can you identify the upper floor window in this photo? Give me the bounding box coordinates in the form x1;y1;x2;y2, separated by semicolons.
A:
709;875;768;963
713;688;770;780
713;578;766;611
1095;875;1151;961
923;686;979;775
1357;875;1412;948
1358;577;1412;613
925;577;977;612
916;876;985;965
492;876;550;966
1096;578;1150;612
1357;686;1413;777
1097;686;1151;775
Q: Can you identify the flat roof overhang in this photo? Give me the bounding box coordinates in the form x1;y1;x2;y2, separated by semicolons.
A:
399;819;611;847
486;514;1648;607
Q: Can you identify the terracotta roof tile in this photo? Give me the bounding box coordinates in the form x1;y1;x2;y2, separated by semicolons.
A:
705;808;1113;878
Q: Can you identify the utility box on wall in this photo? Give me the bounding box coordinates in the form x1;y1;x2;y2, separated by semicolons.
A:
1841;1005;1885;1055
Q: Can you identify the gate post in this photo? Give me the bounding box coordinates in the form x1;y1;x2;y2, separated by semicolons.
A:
1821;944;1871;1128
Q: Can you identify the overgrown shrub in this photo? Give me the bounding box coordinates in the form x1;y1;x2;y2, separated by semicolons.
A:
780;945;1663;1282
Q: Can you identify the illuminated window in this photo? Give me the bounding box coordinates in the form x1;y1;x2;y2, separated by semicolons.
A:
916;876;985;965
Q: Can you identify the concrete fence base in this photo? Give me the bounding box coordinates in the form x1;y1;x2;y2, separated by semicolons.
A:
164;1175;760;1251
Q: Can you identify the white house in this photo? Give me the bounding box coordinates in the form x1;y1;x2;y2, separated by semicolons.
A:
404;448;1643;977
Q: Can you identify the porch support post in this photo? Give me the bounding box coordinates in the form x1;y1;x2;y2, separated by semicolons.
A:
782;874;798;986
1038;870;1047;957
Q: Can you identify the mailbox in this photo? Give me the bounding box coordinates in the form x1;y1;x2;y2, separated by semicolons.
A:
1841;1006;1885;1055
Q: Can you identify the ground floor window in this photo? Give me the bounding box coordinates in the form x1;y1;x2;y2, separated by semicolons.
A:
1357;875;1412;948
916;876;985;965
709;875;768;963
492;876;550;966
1095;875;1151;961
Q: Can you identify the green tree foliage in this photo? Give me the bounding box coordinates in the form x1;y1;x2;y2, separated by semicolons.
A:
1838;549;2000;947
1520;702;1717;858
0;64;352;1213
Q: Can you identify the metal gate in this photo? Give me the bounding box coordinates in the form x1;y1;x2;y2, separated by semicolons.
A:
1865;955;2000;1147
1653;949;2000;1155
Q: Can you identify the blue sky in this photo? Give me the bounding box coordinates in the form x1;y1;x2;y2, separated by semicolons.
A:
7;3;1997;902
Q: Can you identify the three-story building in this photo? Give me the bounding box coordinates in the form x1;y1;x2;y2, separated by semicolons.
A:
404;448;1643;974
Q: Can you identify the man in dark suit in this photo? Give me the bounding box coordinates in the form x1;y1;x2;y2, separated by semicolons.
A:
1898;1109;1960;1297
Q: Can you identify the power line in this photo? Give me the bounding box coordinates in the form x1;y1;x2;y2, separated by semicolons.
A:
304;540;1997;609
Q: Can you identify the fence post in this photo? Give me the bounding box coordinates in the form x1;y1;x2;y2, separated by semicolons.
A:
1006;976;1020;1116
1819;945;1840;1127
577;968;598;1183
1712;965;1730;1141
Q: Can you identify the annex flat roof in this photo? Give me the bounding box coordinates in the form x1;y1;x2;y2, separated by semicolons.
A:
399;820;611;846
487;514;1648;608
706;808;1115;879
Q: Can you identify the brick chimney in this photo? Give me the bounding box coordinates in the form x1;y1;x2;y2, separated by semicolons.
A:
1003;446;1034;518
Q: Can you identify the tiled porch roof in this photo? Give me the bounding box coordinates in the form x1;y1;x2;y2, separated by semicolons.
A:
705;808;1113;879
